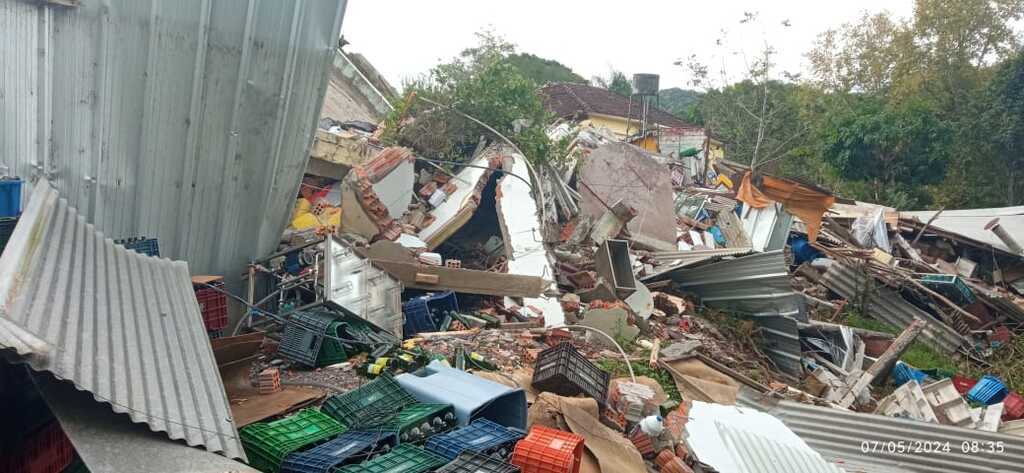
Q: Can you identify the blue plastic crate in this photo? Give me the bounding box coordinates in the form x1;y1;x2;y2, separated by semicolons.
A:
402;292;458;338
425;419;525;460
115;237;160;257
967;375;1009;405
280;430;397;473
891;361;928;387
0;179;22;217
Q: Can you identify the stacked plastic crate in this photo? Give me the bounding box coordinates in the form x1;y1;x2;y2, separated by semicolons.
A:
278;310;349;368
425;418;525;460
322;375;418;429
240;409;345;472
2;421;75;473
279;431;397;473
334;444;447;473
192;275;228;338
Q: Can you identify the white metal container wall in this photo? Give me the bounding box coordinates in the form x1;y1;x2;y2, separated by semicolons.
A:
0;0;347;277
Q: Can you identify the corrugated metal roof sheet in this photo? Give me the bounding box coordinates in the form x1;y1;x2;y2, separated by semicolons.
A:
901;207;1024;255
761;398;1024;473
0;0;347;279
646;251;805;375
685;401;847;473
716;422;847;473
0;180;244;459
819;262;967;355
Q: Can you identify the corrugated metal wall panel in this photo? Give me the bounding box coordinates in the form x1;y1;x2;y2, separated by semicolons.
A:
819;262;967;355
0;0;347;279
0;180;244;459
764;399;1024;473
649;251;806;375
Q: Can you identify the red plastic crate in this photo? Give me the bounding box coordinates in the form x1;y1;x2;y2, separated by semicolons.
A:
1004;392;1024;420
5;421;74;473
511;426;584;473
952;375;978;396
193;277;228;331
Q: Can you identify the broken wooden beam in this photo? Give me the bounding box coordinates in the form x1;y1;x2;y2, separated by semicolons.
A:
838;318;925;408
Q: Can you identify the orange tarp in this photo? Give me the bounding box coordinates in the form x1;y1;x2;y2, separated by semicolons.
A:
736;172;835;241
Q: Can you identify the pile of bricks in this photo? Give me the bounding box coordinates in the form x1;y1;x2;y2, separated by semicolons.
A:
627;426;655;459
609;382;656;423
257;368;281;395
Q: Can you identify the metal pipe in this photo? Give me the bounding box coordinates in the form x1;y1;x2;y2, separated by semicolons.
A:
985;218;1023;254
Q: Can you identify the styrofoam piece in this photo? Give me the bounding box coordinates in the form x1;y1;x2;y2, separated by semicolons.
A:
978;403;1005;432
921;378;974;427
396;361;527;429
876;381;938;424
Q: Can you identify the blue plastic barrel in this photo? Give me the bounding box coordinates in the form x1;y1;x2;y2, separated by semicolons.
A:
0;179;22;217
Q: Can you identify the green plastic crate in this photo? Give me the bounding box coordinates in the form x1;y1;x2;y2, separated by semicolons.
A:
335;444;447;473
379;403;458;444
918;274;976;304
241;409;346;472
322;375;418;428
317;321;348;366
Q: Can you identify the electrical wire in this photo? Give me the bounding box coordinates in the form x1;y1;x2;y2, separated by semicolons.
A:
412;156;534;191
549;324;636;382
194;282;396;347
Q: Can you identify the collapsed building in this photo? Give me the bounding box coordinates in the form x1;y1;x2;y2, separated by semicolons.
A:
2;4;1024;473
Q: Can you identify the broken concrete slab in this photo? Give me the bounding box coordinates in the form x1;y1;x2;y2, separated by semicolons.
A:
494;145;566;325
578;142;677;251
579;308;639;348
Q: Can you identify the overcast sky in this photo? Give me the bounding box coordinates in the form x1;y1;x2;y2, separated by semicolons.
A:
341;1;915;91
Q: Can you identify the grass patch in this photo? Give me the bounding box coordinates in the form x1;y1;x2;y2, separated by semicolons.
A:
841;310;959;373
595;358;682;403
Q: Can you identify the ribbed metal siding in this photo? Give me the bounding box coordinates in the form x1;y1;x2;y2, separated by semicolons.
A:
819;262;967;355
650;250;806;375
716;422;847;473
766;399;1024;473
0;0;347;278
0;181;244;459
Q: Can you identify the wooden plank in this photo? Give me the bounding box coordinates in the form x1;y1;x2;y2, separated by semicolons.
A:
370;258;547;298
838;318;925;408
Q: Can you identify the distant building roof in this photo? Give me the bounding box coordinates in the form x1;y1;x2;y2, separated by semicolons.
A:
539;82;696;129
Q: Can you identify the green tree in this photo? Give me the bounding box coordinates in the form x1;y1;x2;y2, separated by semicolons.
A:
387;31;555;164
983;50;1024;205
658;87;703;121
818;96;950;207
503;53;586;85
806;1;1024;208
592;70;632;96
698;79;809;171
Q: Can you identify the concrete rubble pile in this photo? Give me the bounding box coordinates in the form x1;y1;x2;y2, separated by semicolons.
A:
206;113;1024;472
